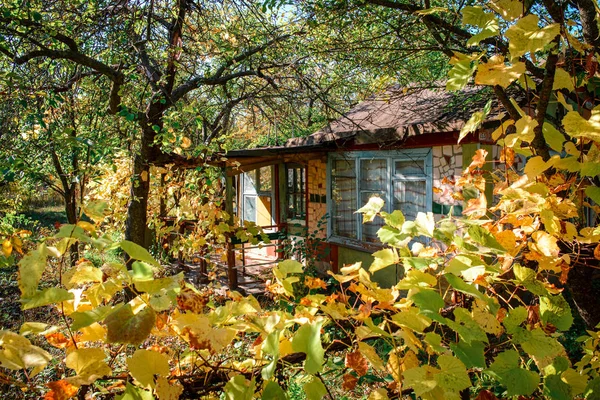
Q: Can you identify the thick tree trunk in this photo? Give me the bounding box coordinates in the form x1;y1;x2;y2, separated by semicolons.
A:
125;152;151;248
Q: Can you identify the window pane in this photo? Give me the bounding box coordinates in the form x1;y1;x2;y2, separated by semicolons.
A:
287;167;306;220
243;196;256;222
332;160;357;238
393;180;426;221
259;166;272;192
395;160;425;176
360;159;386;191
243;171;257;194
333;158;355;177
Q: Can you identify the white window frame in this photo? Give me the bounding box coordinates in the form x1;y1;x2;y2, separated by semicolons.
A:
326;149;433;247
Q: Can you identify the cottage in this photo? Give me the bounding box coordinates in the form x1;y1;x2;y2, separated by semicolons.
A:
219;85;508;287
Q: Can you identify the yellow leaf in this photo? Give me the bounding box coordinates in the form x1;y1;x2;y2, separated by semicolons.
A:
358;342;386;371
563;108;600;142
155;376;184;400
462;6;499;46
69;264;103;286
0;330;52;371
552;68;575;92
65;348;111;386
505;14;561;58
447;52;477;91
491;119;515;141
475;56;525;88
180;137;192;149
2;239;12;257
18;243;48;298
127;349;170;389
488;0;523;21
459;100;492;143
76;221;96;234
386;348;419;384
524;156;551;179
356;196;385;222
542;122;565;152
368;388;390;400
369;248;398;273
78;323;106;342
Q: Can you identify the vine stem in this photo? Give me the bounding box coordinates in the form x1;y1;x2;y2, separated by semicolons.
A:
316;372;334;400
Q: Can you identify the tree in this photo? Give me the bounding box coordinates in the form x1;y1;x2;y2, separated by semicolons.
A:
0;0;314;249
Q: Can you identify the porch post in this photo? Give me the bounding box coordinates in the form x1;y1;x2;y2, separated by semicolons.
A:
224;168;238;289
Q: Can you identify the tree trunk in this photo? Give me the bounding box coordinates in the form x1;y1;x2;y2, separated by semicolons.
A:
567;244;600;329
64;188;79;265
125;152;151;248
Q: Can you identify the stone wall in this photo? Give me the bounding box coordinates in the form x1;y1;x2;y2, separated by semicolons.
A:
307;158;327;238
432;145;463;216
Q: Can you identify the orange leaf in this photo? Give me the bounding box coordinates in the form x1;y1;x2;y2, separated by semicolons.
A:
342;373;358;391
305;276;327;290
45;380;78;400
176;287;207;313
345;351;369;377
45;333;73;349
594;243;600;260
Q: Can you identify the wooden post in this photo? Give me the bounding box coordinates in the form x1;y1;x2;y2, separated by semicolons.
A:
224;169;238;289
276;163;287;260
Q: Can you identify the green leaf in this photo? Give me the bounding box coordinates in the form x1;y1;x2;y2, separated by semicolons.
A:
116;382;153;400
540;295;573;331
105;304;155;345
381;210;405;229
503;306;527;334
71;306;113;330
486;350;540;396
444;273;486;300
303;376;327;400
544;374;572;400
132;261;154;282
262;381;287;400
276;260;303;275
542;122;566;153
21;288;74;310
55;225;91;243
436;355;471;392
585;186;600;206
446;308;489;344
410;290;445;320
18;243;48;298
450;340;487;369
467;225;505;252
224;375;255;400
261;330;280;380
517;328;565;369
292;320;325;374
120;240;160;267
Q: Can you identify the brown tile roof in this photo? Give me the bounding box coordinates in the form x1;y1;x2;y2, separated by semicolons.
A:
285;84;506;148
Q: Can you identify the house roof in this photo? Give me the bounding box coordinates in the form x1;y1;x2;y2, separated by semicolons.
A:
285;84;505;148
219;84;510;170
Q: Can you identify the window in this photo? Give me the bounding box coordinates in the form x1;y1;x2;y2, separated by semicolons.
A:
328;149;432;244
287;165;306;220
240;166;274;224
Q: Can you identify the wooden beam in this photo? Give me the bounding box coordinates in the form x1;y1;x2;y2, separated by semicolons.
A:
223;168;238;289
